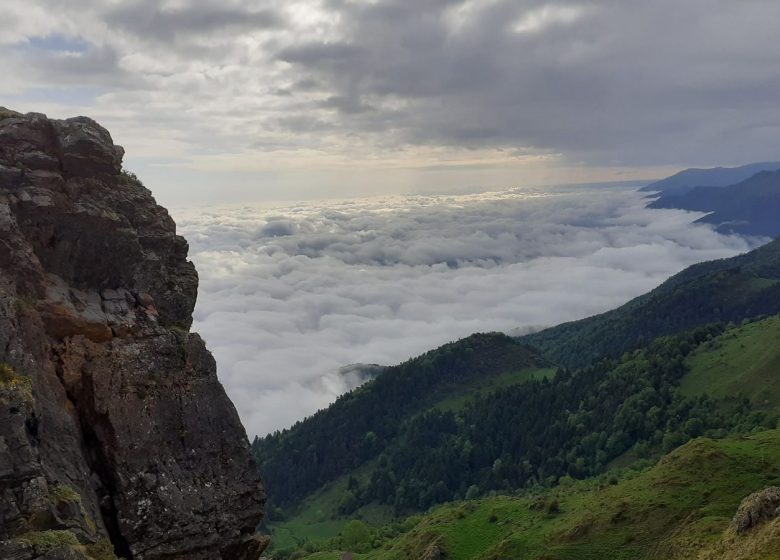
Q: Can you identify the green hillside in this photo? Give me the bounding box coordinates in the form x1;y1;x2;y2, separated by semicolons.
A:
258;240;780;557
523;237;780;369
263;367;556;550
254;333;552;508
264;318;780;555
288;430;780;560
679;314;780;411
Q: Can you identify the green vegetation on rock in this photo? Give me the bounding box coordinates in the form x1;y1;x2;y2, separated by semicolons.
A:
50;484;83;504
0;362;33;403
84;539;120;560
17;530;79;553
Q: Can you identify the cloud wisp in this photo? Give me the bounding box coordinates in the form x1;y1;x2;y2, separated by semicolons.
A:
175;184;759;436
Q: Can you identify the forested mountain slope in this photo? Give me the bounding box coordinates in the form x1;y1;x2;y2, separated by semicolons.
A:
523;237;780;369
257;237;780;559
259;239;780;515
263;313;780;556
254;333;551;508
259;240;780;557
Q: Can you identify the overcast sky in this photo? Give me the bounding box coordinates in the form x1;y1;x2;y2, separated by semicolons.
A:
4;0;780;204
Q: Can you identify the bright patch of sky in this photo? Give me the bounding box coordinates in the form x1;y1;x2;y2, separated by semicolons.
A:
8;86;104;106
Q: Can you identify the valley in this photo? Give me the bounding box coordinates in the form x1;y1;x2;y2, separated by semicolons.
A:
256;179;780;558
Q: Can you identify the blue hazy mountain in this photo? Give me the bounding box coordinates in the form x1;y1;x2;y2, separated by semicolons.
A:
640;161;780;196
649;169;780;237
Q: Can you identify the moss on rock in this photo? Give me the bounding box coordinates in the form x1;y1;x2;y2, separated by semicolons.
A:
17;530;79;553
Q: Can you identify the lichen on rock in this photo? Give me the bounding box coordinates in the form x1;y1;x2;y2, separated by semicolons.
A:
0;108;266;559
731;486;780;535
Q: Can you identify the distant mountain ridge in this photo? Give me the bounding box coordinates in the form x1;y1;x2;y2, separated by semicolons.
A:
648;169;780;237
640;161;780;195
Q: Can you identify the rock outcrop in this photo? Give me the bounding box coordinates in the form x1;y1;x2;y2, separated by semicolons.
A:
731;487;780;535
0;108;266;559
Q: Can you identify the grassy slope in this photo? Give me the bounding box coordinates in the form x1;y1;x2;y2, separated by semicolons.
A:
269;460;393;551
297;430;780;560
679;315;780;411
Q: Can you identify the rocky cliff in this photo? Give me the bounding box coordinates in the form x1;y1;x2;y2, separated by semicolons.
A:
0;108;266;559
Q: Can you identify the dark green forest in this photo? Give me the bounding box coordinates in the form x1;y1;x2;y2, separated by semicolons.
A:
254;333;549;506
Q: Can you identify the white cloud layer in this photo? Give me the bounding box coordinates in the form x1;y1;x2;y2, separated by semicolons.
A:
175;184;759;436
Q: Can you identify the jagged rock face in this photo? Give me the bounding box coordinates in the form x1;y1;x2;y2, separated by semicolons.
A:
0;109;266;559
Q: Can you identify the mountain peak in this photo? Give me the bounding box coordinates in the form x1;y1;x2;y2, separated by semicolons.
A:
640;161;780;195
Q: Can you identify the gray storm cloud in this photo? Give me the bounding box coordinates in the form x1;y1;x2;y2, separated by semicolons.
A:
274;0;780;165
4;0;780;179
175;185;759;436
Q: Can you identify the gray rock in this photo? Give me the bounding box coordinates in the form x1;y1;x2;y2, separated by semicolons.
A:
0;109;266;559
0;107;23;120
25;170;65;190
17;150;60;171
53;117;124;178
731;486;780;535
0;163;22;187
